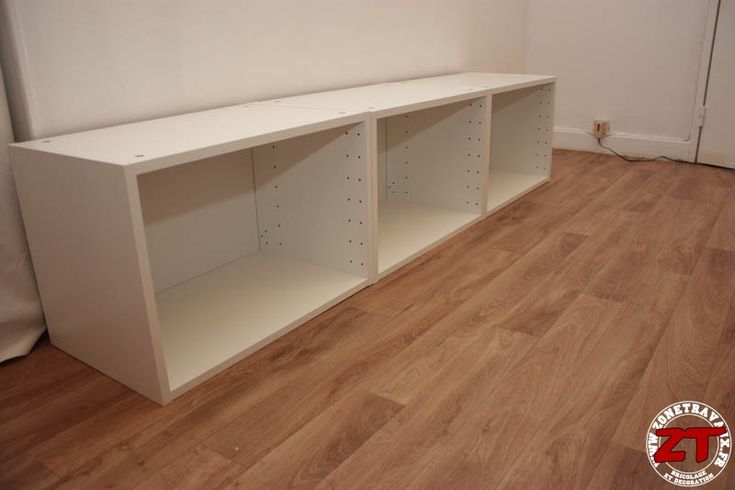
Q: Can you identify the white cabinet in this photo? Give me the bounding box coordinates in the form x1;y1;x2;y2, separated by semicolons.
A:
10;72;554;404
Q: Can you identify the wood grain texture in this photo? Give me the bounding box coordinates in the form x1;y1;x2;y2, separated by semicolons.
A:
135;445;245;490
612;248;735;450
708;186;735;251
2;151;735;489
233;391;402;489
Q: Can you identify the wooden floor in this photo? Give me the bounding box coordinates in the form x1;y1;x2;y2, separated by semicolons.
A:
2;150;735;489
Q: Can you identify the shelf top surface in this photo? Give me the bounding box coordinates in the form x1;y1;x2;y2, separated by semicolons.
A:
10;103;365;168
10;72;554;169
255;72;555;114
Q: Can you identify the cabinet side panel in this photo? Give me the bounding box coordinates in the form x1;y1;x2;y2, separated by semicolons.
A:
491;83;555;177
10;148;167;403
252;123;370;277
385;99;487;213
137;150;259;292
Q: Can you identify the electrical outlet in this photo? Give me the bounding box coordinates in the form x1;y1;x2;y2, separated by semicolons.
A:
593;120;609;138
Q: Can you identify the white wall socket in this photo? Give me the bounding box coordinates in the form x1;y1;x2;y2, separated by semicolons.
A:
593;120;609;138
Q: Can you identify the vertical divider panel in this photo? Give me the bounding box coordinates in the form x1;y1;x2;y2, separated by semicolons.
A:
252;123;370;277
385;99;487;214
376;118;388;202
367;118;380;283
479;96;492;216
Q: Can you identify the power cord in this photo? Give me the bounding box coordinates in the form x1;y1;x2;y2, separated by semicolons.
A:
596;136;691;164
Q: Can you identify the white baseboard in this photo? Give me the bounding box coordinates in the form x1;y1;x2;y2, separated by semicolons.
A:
553;127;692;161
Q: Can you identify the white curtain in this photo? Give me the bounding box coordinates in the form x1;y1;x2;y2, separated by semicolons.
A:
0;63;45;362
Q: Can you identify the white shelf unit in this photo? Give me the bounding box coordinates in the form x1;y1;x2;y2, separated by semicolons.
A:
10;72;555;404
257;73;555;276
10;104;372;403
488;83;555;213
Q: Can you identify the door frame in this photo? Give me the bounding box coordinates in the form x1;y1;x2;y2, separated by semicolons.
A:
689;0;723;163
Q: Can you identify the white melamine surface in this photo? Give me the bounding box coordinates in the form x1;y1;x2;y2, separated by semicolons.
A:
378;200;478;275
10;104;363;170
385;98;487;214
257;73;555;117
157;252;367;391
487;171;549;214
404;72;555;93
138;150;260;292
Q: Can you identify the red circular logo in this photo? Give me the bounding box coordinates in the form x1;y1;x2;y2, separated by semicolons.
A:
647;401;730;486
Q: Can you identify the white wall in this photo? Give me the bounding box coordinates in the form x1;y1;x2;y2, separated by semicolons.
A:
526;0;712;159
0;0;526;140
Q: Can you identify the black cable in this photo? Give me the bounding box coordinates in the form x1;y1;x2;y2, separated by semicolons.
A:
596;136;691;164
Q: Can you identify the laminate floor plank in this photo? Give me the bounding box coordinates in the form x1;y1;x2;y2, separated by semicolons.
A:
232;391;403;489
364;230;586;406
501;209;639;336
316;327;536;490
39;307;390;488
480;156;626;254
708;186;735;252
560;166;653;235
702;296;735;490
403;264;688;489
588;442;669;490
612;248;735;450
0;451;59;490
134;445;245;490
